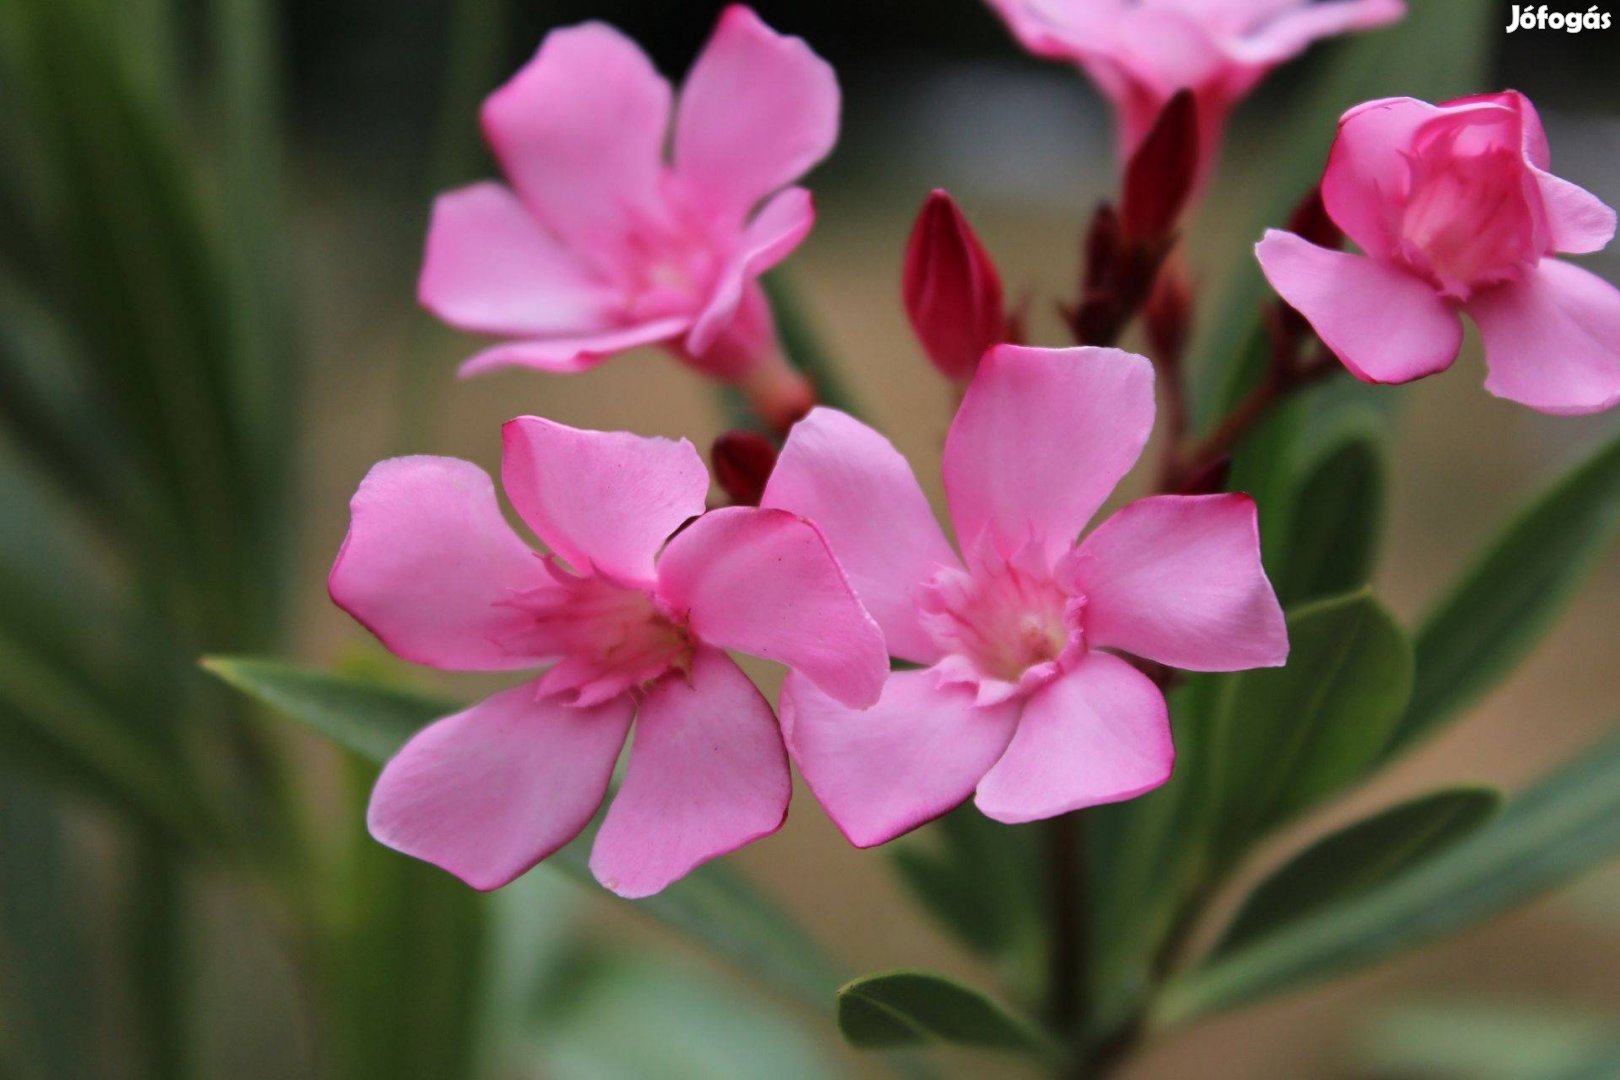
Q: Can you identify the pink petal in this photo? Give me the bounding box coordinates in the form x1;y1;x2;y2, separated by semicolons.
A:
942;344;1155;563
417;182;616;338
975;652;1172;824
655;506;888;708
1322;96;1444;258
685;186;815;358
589;649;789;897
480;23;671;261
1256;229;1461;384
368;681;633;891
1232;0;1405;65
1076;494;1287;671
329;456;545;671
456;317;690;377
499;418;709;585
779;668;1019;848
1468;259;1620;416
1536;172;1617;256
761;407;960;665
673;5;838;227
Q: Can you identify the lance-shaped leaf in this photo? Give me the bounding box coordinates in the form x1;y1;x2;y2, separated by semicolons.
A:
202;656;845;1010
1213;787;1500;955
837;971;1050;1055
1274;434;1386;606
1155;721;1620;1026
1389;429;1620;756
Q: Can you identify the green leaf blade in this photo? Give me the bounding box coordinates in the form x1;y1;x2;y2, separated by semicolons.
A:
837;971;1049;1055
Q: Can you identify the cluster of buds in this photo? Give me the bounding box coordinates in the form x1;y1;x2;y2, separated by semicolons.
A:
1067;91;1198;348
901;189;1017;383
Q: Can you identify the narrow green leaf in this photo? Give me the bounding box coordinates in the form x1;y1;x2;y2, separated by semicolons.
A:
837;971;1049;1054
1205;591;1413;862
1391;430;1620;756
1357;1001;1620;1080
1214;787;1500;954
203;657;847;1010
1156;722;1620;1026
1275;435;1385;605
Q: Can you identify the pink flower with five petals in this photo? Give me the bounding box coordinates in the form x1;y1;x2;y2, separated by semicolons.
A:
417;6;838;428
985;0;1404;190
1258;92;1620;414
329;419;886;896
761;345;1288;845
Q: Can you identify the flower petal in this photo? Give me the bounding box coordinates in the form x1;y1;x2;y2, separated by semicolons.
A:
673;5;838;227
780;668;1019;848
590;649;789;897
942;344;1155;563
1468;258;1620;416
1322;96;1445;258
1076;494;1287;671
329;456;544;671
368;681;633;891
975;652;1172;824
1536;171;1617;256
1232;0;1405;65
417;182;616;338
456;317;690;377
655;506;888;708
481;23;671;261
499;417;709;584
762;407;960;665
1256;229;1461;383
685;186;815;358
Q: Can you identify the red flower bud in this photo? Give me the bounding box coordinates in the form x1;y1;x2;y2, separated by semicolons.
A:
1121;89;1199;243
903;189;1007;381
1285;184;1344;252
711;430;778;507
1144;257;1194;365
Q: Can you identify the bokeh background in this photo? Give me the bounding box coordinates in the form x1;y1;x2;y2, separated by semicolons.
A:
3;0;1618;1077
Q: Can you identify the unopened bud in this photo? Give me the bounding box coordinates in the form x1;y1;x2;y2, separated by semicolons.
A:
1083;203;1121;288
903;189;1007;381
1144;258;1194;364
1121;89;1199;243
711;430;779;507
1285;185;1344;251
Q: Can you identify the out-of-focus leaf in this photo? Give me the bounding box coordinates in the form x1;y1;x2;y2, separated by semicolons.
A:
888;803;1042;962
1190;0;1496;425
837;971;1050;1054
126;843;191;1080
1275;434;1385;605
0;783;92;1080
1389;430;1620;757
1204;591;1413;862
1356;1001;1620;1080
333;761;487;1080
203;657;847;1010
530;947;835;1080
1155;721;1620;1025
1214;787;1500;954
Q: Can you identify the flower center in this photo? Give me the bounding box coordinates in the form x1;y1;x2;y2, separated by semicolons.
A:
499;560;694;706
1396;144;1538;298
917;542;1085;703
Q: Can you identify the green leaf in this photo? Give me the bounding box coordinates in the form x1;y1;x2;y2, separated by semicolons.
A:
1357;1001;1620;1080
1203;591;1413;862
1274;434;1385;606
1190;0;1496;425
1214;787;1499;955
1390;429;1620;756
203;657;847;1011
1155;721;1620;1026
836;971;1050;1054
888;803;1042;961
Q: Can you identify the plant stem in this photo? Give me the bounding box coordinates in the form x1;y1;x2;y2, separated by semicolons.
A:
1044;810;1086;1043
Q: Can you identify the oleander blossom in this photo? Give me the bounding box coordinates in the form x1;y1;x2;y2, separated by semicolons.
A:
985;0;1404;190
417;5;839;428
1257;92;1620;414
329;419;886;896
761;345;1288;845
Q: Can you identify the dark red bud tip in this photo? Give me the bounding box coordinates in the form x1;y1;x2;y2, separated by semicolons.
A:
1083;203;1122;288
903;189;1007;381
1286;185;1344;251
1177;454;1231;496
1144;258;1194;364
711;430;778;507
1121;89;1199;242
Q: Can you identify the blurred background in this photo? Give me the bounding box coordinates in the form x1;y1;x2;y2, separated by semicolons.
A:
2;0;1618;1077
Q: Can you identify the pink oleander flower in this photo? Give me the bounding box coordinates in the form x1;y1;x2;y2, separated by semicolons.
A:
760;345;1287;844
417;6;838;429
1258;92;1620;414
329;419;886;896
985;0;1404;190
